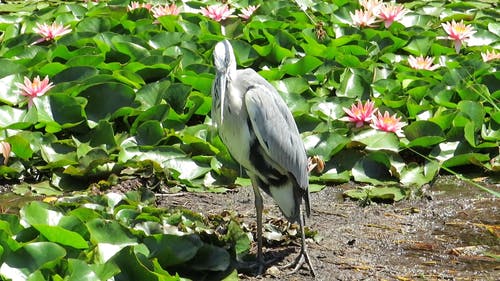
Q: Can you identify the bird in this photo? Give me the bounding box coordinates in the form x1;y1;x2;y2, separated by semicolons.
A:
211;39;315;276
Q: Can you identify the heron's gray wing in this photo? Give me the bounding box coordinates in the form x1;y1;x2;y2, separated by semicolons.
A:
242;71;308;189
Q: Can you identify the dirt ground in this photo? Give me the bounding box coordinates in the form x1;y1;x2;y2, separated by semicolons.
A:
0;175;497;280
158;176;499;281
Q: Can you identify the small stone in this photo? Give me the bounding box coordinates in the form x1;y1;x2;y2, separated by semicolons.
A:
266;265;281;277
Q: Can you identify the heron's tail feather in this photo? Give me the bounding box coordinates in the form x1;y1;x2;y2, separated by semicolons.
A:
269;180;301;223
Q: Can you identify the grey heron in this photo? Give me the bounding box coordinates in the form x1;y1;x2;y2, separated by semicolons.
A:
211;40;315;276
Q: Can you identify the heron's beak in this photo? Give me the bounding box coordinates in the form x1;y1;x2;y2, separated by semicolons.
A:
218;73;227;123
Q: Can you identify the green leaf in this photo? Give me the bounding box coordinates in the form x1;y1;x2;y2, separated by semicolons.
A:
0;59;26;79
253;41;294;63
148;31;187;49
335;53;361;67
86;218;137;261
404;136;446;148
405;121;442;143
7;134;33;160
431;141;490;167
177;72;213;95
87;218;136;244
370;187;406;201
400;162;435;187
163;157;211;181
344;186;406;202
352;129;400;152
52;66;99;83
144;234;202;267
442;153;490;168
312;169;350;183
32;225;88;249
40;141;78;168
281;55;323;76
303;132;349;159
190;244;230;271
20;201;64;227
271;77;310;113
457;100;485;131
0;214;23;234
66;258;120;281
403;120;445;148
113;38;150;61
0;105;35;129
221;270;239;281
226;220;251;259
403;36;432;55
112;246;180;281
163;83;191;114
14;181;63;196
67;55;105;67
309;183;327;192
39;62;67;76
352;155;397;185
464;120;477;147
136;80;171;109
112;70;145;89
49;94;86;126
88;120;116;148
1;242;66;276
136;120;164;146
78;82;136;124
230;40;259;66
130;104;169;135
337;68;365;98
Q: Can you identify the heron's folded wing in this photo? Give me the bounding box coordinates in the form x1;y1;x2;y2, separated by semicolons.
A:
244;84;308;189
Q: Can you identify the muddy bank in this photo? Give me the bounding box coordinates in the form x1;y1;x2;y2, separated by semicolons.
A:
159;176;499;280
0;175;497;280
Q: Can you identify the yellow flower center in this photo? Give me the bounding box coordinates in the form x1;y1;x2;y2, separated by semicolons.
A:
382;117;397;125
454;24;467;33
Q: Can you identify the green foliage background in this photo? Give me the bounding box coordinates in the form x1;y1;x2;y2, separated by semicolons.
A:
0;0;498;278
0;0;498;194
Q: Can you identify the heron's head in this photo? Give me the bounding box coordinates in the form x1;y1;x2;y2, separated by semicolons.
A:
212;40;236;124
213;40;236;74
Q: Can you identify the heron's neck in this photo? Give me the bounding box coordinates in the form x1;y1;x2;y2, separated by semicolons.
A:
226;64;236;77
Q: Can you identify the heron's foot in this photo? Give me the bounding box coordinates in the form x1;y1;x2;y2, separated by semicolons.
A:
282;249;316;277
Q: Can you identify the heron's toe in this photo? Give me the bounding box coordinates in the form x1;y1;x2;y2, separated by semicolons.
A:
282;251;316;277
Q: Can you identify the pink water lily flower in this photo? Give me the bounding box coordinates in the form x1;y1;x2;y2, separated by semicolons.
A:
371;111;406;135
408;55;440;70
342;100;378;128
32;22;71;45
441;20;476;53
0;141;11;165
350;9;379;28
15;75;54;108
377;3;408;28
238;5;259;20
127;1;152;11
481;50;500;62
201;4;234;22
152;3;180;18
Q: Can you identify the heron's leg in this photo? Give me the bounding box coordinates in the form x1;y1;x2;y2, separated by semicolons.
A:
284;209;316;276
251;181;265;275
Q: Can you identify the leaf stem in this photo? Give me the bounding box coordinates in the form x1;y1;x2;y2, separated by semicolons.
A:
407;147;499;197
